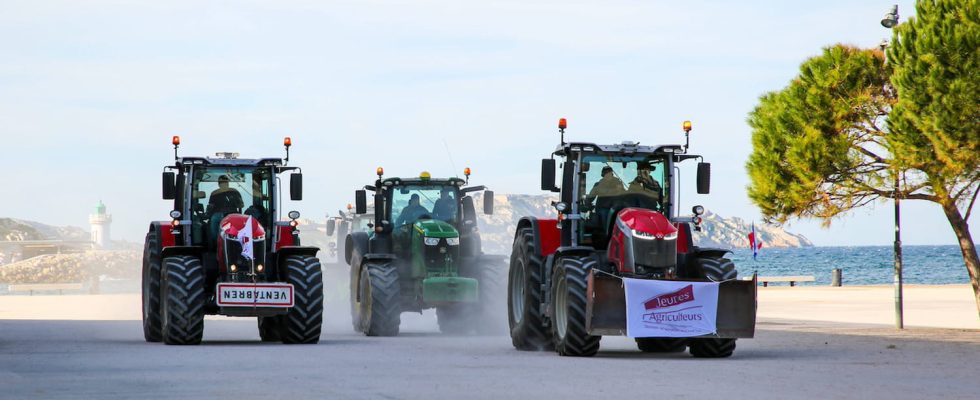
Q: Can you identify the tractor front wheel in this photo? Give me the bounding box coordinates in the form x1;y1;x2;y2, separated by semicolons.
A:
161;255;206;345
354;261;401;336
257;316;282;342
551;257;601;357
688;255;738;358
508;228;553;351
279;255;324;344
141;231;163;342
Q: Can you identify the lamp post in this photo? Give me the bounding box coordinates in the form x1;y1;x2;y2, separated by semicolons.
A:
880;4;903;330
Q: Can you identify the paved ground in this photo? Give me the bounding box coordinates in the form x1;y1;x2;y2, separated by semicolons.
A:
1;315;977;400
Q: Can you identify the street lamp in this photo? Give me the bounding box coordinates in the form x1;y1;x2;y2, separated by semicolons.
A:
881;5;899;28
880;4;903;330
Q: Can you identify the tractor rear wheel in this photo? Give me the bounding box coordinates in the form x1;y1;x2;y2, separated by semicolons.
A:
354;261;401;336
635;338;687;353
161;255;206;345
279;255;324;344
508;227;553;351
551;257;601;357
257;316;282;342
688;255;738;358
141;231;163;342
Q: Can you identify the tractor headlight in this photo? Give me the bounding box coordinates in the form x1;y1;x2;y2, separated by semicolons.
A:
446;237;460;246
169;210;182;219
288;210;301;220
424;237;440;246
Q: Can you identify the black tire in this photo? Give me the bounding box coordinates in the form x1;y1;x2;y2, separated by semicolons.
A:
551;257;601;357
279;255;324;344
257;316;282;342
698;256;738;281
353;261;401;336
688;255;738;358
508;227;553;351
689;338;736;358
161;255;206;345
635;338;687;353
141;231;163;342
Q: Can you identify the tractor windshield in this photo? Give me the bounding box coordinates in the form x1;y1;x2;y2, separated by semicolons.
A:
579;154;667;248
189;166;274;246
390;184;458;228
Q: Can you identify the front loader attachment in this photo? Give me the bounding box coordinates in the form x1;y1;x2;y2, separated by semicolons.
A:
585;271;757;338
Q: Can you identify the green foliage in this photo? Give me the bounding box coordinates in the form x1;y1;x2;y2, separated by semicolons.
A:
746;45;892;224
888;0;980;203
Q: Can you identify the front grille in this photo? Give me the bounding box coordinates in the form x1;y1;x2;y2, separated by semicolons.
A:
223;236;267;277
624;236;677;278
423;238;460;276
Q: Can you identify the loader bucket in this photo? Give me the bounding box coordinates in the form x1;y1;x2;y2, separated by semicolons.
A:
585;272;757;338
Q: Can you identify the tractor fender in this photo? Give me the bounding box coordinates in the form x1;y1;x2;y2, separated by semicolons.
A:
345;231;370;266
276;246;320;263
516;216;561;259
149;222;177;248
160;246;205;260
694;247;732;259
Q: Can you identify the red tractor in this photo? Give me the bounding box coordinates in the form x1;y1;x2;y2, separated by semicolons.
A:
142;136;323;345
508;119;756;357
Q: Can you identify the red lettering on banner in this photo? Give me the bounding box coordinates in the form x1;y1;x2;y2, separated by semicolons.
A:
643;284;695;310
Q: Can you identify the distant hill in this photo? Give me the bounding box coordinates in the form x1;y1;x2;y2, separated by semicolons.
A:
0;218;89;241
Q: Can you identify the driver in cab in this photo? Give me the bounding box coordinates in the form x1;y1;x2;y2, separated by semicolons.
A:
587;166;626;201
207;175;244;216
395;194;429;227
628;163;663;202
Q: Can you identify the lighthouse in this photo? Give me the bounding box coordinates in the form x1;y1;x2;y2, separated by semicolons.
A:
89;200;112;249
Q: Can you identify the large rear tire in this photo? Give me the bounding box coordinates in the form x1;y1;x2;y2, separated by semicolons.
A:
508;227;553;351
141;231;163;342
635;338;687;353
551;257;601;357
161;255;206;345
353;261;401;336
279;255;324;344
688;255;737;358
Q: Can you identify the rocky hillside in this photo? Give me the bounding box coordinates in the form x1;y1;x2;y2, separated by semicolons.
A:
0;218;89;241
470;193;812;254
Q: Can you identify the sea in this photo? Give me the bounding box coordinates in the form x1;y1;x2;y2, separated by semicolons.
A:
728;245;973;286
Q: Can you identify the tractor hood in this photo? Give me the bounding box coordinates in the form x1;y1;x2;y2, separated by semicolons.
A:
413;219;458;238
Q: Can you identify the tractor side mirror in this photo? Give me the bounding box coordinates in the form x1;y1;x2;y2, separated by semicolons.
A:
541;159;558;192
290;173;303;200
697;162;711;194
326;219;336;236
355;190;367;214
162;172;176;200
483;190;494;215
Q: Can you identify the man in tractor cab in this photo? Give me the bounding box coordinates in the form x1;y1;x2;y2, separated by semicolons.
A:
587;166;626;201
205;175;245;246
395;193;430;227
207;175;245;215
432;188;456;222
628;163;663;209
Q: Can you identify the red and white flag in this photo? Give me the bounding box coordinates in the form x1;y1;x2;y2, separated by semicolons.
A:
748;222;763;261
236;216;254;260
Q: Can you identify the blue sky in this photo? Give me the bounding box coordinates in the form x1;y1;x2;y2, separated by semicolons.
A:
1;0;974;246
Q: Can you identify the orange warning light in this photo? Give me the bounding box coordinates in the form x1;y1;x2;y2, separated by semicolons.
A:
172;136;181;146
558;118;567;130
682;120;692;133
283;137;292;147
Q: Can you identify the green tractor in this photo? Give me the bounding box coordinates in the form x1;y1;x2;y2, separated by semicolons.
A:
344;168;499;336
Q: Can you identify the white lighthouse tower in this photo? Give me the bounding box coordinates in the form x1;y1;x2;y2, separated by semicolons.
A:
89;200;112;249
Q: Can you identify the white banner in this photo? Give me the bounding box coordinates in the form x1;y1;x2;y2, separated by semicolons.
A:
624;278;719;338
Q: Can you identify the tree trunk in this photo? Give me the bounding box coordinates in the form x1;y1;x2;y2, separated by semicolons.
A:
940;200;980;320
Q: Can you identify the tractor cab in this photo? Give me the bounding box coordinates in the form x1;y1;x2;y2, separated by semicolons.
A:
143;136;323;346
353;169;493;259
